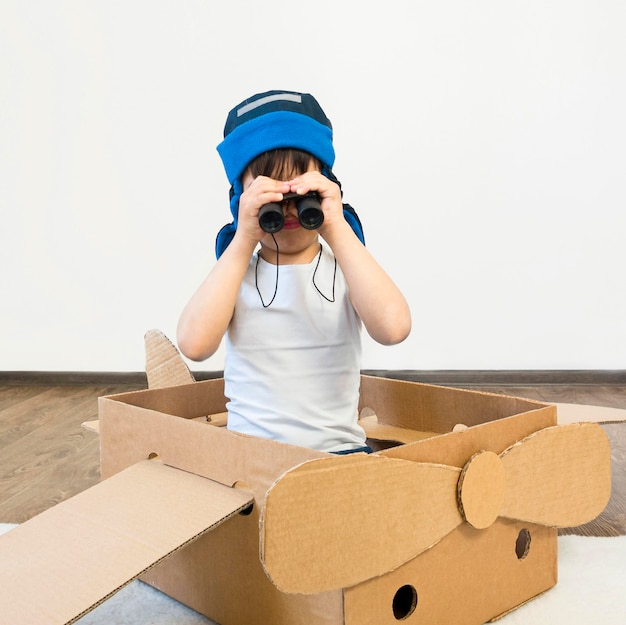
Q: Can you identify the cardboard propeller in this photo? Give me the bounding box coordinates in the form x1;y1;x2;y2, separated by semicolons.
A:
260;422;611;595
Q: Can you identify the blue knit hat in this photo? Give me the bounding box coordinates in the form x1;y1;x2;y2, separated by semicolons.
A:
215;90;364;258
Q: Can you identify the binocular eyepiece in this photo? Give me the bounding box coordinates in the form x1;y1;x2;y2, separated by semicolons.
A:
258;192;324;234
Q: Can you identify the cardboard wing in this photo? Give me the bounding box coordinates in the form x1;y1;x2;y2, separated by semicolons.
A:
260;422;611;594
0;459;253;625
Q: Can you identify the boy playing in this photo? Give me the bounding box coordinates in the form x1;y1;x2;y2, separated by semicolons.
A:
178;90;411;453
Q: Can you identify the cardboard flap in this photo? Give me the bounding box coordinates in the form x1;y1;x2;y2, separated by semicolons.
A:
556;401;626;424
0;459;253;625
500;422;612;527
358;418;439;444
260;454;462;594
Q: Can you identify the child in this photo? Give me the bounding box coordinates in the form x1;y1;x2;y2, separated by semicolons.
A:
178;90;411;453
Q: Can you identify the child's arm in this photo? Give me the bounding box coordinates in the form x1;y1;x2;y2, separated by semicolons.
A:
324;224;412;345
177;235;257;361
177;177;290;361
289;173;412;346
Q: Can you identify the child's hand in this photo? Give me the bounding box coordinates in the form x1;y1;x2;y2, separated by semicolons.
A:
287;172;351;240
236;176;290;244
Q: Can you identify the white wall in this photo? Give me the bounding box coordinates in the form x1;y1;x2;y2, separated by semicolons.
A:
1;1;624;372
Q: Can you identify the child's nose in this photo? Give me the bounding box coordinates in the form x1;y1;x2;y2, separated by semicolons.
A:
281;198;296;212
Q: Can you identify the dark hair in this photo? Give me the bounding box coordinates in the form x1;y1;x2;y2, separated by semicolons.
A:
245;148;321;181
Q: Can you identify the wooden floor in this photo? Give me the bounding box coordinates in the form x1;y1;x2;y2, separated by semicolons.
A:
0;380;625;537
0;383;143;523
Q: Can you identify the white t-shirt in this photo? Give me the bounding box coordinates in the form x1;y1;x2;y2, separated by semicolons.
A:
224;243;366;452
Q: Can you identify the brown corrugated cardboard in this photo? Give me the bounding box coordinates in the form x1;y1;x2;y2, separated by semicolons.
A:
261;454;464;593
555;401;626;423
94;375;609;625
0;459;253;625
499;422;611;527
144;328;196;389
98;379;342;625
260;422;610;595
343;519;558;625
0;374;611;625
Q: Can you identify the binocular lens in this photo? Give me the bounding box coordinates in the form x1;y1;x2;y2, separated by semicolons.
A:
297;196;324;230
258;203;284;233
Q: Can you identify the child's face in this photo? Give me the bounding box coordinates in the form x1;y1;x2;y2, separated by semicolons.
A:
243;160;322;263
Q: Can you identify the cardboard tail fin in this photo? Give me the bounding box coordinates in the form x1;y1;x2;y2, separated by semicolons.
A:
145;328;196;389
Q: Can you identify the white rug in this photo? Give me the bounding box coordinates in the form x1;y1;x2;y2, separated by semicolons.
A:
500;535;626;624
0;524;624;624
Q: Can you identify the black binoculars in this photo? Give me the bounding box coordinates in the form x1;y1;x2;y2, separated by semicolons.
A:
258;192;324;233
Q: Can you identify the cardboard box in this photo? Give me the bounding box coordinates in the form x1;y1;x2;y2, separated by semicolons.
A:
98;375;609;625
0;375;611;625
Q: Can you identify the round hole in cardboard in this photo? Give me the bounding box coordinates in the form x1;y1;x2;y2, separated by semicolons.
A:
239;503;254;516
515;528;532;560
147;452;160;460
392;584;418;620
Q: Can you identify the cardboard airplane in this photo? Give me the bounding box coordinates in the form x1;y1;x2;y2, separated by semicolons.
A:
0;330;612;625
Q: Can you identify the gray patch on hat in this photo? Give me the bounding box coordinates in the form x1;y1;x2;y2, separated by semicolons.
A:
237;93;303;117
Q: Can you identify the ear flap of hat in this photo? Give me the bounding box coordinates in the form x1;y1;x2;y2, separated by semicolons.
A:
215;222;237;258
215;181;243;258
323;169;365;246
343;204;365;246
